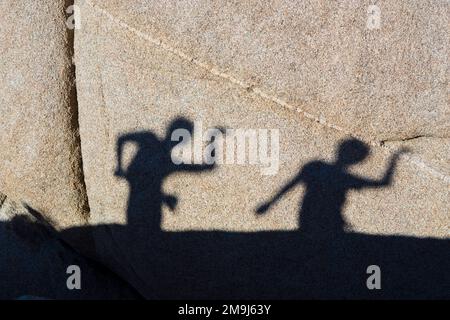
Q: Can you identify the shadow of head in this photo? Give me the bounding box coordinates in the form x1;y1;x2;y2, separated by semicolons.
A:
336;138;370;167
166;117;194;135
164;117;194;148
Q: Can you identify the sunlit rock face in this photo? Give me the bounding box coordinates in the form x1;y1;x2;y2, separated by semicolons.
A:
0;0;89;229
75;0;448;235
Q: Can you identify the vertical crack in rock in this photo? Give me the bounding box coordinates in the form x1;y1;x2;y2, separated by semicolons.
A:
65;0;91;221
0;193;6;208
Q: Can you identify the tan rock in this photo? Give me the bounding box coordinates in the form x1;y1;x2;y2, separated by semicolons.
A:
73;0;449;297
83;0;449;141
0;1;89;228
76;0;448;234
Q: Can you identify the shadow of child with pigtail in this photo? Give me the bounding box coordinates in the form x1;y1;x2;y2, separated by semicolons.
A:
114;117;215;236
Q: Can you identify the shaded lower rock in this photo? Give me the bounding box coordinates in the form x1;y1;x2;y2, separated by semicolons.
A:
0;196;140;299
63;224;449;299
1;192;448;299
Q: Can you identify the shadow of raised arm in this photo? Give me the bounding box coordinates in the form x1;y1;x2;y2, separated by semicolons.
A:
350;147;410;189
256;172;303;215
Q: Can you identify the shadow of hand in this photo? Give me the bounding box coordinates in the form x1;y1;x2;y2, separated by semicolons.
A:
114;168;126;178
164;194;178;211
396;147;411;155
391;147;411;162
256;202;271;215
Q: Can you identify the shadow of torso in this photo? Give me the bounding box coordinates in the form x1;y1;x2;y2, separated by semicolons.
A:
299;161;349;239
